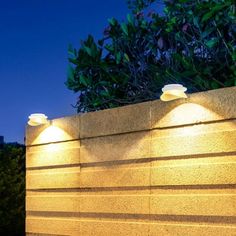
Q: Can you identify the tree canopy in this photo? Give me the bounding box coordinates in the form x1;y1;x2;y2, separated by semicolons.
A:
66;0;236;112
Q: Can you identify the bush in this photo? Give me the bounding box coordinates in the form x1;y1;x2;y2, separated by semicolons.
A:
66;0;236;112
0;143;25;236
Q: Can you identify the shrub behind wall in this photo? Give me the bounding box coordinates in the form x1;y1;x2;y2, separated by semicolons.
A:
0;143;25;236
66;0;236;112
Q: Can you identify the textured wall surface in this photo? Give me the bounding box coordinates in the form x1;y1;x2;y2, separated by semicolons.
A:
25;87;236;236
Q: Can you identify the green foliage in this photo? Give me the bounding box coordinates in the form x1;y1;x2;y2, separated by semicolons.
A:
66;0;236;112
127;0;156;13
0;143;25;236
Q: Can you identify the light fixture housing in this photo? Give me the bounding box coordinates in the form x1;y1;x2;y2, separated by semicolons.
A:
28;113;48;126
160;84;187;102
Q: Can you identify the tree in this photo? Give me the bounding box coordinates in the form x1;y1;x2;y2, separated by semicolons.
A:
0;143;25;236
66;0;236;112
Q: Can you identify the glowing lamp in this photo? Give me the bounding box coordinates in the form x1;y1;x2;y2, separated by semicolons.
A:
160;84;187;102
28;113;48;126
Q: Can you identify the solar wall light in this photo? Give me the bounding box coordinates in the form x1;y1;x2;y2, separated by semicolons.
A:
160;84;187;102
28;113;48;126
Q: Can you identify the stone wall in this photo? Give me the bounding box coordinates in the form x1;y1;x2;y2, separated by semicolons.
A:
26;87;236;235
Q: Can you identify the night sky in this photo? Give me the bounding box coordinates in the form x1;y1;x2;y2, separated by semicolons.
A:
0;0;128;143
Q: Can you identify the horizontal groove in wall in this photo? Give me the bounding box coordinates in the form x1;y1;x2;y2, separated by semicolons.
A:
26;184;236;192
152;118;236;131
26;138;80;148
26;234;61;236
26;234;62;236
80;152;236;167
26;212;236;224
27;163;81;171
27;140;80;151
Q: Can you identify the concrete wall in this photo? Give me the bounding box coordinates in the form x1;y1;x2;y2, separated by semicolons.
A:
25;87;236;236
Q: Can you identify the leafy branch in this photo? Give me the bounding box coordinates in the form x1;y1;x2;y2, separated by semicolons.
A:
66;0;236;113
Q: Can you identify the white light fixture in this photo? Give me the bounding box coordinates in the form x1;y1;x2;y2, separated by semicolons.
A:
160;84;187;102
28;113;48;126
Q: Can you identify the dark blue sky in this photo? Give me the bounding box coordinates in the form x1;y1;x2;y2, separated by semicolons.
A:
0;0;129;143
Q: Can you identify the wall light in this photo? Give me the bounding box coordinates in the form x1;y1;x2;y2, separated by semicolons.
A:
28;113;48;126
160;84;187;102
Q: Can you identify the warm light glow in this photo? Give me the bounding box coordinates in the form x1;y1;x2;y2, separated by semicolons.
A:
160;84;187;101
32;125;72;144
28;113;48;126
158;103;222;127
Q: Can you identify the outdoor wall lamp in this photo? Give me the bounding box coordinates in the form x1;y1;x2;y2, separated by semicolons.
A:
28;113;48;126
160;84;187;101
